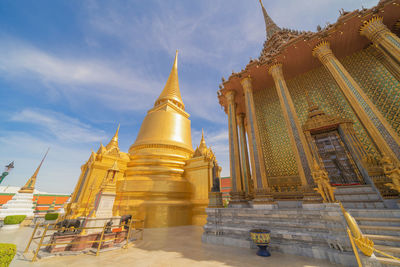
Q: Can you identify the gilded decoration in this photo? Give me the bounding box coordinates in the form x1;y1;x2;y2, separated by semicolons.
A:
286;63;380;161
340;46;400;136
311;160;336;203
253;86;297;177
381;155;400;193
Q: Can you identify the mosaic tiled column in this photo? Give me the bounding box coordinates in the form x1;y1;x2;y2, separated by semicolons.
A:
369;45;400;82
225;90;246;203
360;17;400;65
313;41;400;164
268;64;315;187
237;113;252;197
240;77;274;204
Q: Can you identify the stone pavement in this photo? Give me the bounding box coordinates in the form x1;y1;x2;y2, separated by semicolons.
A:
1;225;341;267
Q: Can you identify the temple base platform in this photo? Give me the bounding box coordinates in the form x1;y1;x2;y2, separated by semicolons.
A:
202;203;400;267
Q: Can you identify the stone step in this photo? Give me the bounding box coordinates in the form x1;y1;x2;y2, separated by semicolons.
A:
211;225;345;244
207;220;345;233
376;256;400;266
341;201;385;209
348;209;400;218
334;185;377;194
359;225;400;236
365;234;400;247
355;217;400;227
375;245;400;258
335;192;381;201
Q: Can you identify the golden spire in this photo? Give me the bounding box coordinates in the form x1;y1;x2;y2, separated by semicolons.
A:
200;129;206;146
194;129;210;157
155;50;184;109
259;0;281;39
19;148;49;193
106;124;120;150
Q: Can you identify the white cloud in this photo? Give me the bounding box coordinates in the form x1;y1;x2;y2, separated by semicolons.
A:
10;108;107;143
0;38;163;111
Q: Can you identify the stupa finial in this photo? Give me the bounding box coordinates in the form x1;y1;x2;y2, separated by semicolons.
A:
155;50;184;109
259;0;281;39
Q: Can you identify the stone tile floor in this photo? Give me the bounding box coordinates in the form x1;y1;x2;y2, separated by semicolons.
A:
1;225;341;267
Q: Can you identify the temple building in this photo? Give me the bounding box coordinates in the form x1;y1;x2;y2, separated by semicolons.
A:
217;0;400;207
203;1;400;265
67;51;222;227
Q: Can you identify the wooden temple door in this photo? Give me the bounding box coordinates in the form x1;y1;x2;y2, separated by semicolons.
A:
313;130;364;186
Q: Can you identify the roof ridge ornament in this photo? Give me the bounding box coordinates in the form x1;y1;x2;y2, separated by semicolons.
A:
259;0;281;40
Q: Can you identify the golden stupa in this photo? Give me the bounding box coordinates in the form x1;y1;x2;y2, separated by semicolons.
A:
120;50;194;228
67;51;221;228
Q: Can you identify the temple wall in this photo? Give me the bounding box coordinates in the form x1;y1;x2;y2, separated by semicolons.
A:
286;54;379;161
252;45;400;184
253;86;298;179
252;47;400;181
339;46;400;136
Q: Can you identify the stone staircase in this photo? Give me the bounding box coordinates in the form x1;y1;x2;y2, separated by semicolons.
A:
334;185;385;209
350;209;400;266
203;205;359;266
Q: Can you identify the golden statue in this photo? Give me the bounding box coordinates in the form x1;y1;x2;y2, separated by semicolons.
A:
312;160;336;203
381;155;400;193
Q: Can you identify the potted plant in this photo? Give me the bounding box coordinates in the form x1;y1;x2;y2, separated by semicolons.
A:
2;215;27;230
0;243;16;267
45;213;59;223
250;229;271;257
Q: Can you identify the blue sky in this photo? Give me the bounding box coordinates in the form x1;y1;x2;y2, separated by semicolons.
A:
0;0;378;193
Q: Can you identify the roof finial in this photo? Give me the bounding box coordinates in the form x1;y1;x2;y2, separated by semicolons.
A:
201;129;206;145
19;148;50;193
106;124;120;150
259;0;281;39
155;50;184;109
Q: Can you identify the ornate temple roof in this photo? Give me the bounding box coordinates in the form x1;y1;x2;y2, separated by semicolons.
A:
259;0;281;40
105;124;120;151
95;125;129;160
193;129;216;160
217;0;400;115
155;50;185;109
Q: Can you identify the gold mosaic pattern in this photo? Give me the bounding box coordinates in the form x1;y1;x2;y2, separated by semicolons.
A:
286;63;380;159
253;87;298;177
340;47;400;135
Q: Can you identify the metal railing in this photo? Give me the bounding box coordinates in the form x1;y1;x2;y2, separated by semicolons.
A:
24;218;144;262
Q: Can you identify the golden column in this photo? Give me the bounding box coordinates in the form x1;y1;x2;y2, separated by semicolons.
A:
268;64;315;187
240;77;272;199
360;17;400;65
313;41;400;163
237;113;252;196
225;90;246;203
